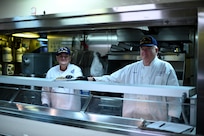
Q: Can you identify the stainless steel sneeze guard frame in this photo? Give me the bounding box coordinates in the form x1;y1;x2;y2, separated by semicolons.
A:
0;75;195;98
0;75;196;136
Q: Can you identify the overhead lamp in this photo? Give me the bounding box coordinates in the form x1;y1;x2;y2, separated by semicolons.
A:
12;32;40;38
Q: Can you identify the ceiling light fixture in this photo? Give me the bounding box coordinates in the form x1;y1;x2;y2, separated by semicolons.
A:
12;32;40;38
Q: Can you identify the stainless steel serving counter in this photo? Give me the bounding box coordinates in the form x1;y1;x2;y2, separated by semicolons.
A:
0;75;197;136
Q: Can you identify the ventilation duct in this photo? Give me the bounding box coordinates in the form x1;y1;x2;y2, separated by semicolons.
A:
116;28;144;42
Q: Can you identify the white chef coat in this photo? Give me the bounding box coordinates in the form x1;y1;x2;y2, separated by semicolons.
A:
41;64;83;111
94;56;181;121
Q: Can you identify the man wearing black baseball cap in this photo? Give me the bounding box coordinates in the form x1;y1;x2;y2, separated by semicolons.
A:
139;35;159;66
88;35;181;122
42;47;83;111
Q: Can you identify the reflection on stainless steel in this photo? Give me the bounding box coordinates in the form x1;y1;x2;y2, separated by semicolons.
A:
87;96;122;116
112;4;156;12
196;8;204;135
0;93;195;135
0;75;196;136
0;1;203;33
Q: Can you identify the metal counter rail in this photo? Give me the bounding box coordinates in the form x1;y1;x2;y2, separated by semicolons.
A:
0;99;192;136
0;75;195;98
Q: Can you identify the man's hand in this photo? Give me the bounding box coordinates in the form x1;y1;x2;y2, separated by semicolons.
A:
42;104;49;107
169;116;180;123
76;76;88;80
87;77;96;81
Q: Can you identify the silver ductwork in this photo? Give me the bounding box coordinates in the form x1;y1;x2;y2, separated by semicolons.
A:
0;0;202;33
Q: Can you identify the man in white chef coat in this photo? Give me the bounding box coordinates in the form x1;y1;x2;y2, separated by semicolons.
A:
41;47;83;111
88;35;181;122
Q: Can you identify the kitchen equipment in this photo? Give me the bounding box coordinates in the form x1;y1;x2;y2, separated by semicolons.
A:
2;45;12;62
3;63;15;75
21;53;56;77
